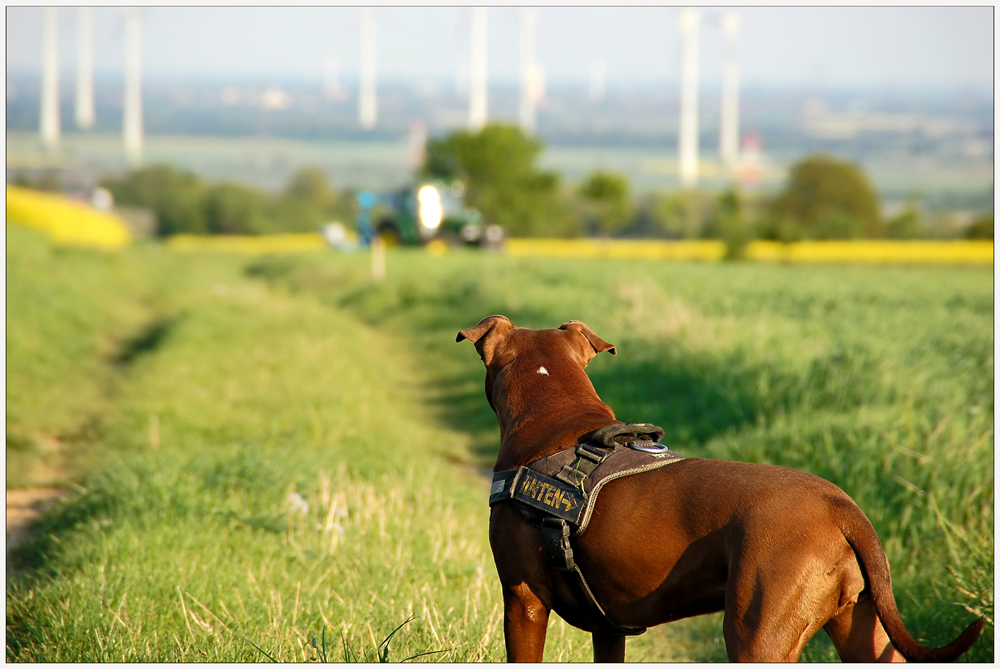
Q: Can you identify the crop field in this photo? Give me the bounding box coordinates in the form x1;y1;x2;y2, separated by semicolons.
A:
6;225;993;662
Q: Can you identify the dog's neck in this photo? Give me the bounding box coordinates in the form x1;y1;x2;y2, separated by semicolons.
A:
490;356;618;471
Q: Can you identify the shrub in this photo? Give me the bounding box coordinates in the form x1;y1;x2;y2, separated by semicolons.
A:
770;154;883;240
964;213;994;240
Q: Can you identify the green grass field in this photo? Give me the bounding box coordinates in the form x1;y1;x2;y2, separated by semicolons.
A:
6;226;993;661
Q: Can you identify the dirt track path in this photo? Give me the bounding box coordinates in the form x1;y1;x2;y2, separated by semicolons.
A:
6;488;68;579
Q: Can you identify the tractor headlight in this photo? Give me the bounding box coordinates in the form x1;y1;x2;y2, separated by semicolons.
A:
417;185;443;229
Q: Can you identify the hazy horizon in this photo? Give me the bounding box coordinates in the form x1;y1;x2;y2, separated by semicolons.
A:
7;6;994;90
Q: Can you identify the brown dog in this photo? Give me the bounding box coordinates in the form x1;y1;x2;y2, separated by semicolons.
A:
457;315;983;662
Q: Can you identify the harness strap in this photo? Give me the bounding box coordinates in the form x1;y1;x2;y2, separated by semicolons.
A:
555;442;612;489
492;468;585;524
491;433;683;638
492;467;643;634
539;517;647;636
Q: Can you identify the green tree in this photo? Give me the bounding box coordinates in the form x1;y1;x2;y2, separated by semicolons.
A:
422;123;565;237
284;166;337;214
204;182;269;235
266;196;329;234
101;164;209;236
652;191;709;239
578;170;632;236
263;166;341;234
885;196;923;239
770;154;882;239
709;188;750;260
965;213;994;240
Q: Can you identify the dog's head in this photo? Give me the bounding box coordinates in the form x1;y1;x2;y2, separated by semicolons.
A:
457;315;616;366
456;315;616;408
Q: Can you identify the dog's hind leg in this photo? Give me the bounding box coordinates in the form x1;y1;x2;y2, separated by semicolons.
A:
722;534;848;661
823;591;905;662
502;582;550;662
723;608;825;662
592;633;626;662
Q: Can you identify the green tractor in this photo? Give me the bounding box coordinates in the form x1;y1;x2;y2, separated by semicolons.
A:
357;180;503;248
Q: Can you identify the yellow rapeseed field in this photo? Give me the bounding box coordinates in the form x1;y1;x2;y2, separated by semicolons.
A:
152;229;994;266
6;185;131;249
747;240;994;265
505;238;726;261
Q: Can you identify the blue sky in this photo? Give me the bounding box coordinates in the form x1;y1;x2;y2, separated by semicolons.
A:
6;6;994;90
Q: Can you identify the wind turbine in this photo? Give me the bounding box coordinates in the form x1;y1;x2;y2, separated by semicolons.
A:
122;7;143;164
40;7;60;150
76;7;95;129
468;7;487;131
719;12;740;175
677;8;699;189
358;7;377;129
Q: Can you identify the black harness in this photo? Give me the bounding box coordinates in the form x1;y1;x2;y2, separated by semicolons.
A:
489;423;684;636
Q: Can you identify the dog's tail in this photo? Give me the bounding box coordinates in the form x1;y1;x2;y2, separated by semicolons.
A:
835;497;984;662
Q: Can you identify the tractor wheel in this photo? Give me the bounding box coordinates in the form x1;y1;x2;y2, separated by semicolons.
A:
481;224;505;250
376;223;403;247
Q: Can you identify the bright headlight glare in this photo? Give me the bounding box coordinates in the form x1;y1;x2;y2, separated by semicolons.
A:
418;186;443;229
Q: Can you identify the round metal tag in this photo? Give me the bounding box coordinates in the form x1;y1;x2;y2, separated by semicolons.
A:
627;441;671;454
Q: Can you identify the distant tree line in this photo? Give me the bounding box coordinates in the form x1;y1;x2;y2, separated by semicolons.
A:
18;121;988;243
422;123;993;244
99;165;353;236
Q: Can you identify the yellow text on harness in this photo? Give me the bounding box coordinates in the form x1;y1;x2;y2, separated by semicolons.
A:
510;469;584;523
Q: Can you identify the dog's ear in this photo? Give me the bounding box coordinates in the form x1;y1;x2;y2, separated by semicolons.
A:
456;314;513;344
560;320;617;356
456;315;515;365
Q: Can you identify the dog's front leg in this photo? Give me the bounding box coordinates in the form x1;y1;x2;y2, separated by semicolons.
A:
502;582;550;662
593;632;626;661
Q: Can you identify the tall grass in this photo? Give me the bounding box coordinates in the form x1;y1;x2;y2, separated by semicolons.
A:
6;226;154;486
6;234;592;661
504;238;993;265
252;248;994;661
7;237;992;662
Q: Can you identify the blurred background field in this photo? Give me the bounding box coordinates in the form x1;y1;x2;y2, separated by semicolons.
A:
6;5;994;664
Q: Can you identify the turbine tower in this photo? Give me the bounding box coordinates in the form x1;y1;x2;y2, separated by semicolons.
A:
518;8;536;134
122;8;144;164
40;7;60;150
468;7;488;131
76;7;95;129
719;12;740;174
677;8;699;189
358;8;377;129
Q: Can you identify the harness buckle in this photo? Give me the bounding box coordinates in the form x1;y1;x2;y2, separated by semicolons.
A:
576;443;608;463
555;443;613;490
540;517;575;571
